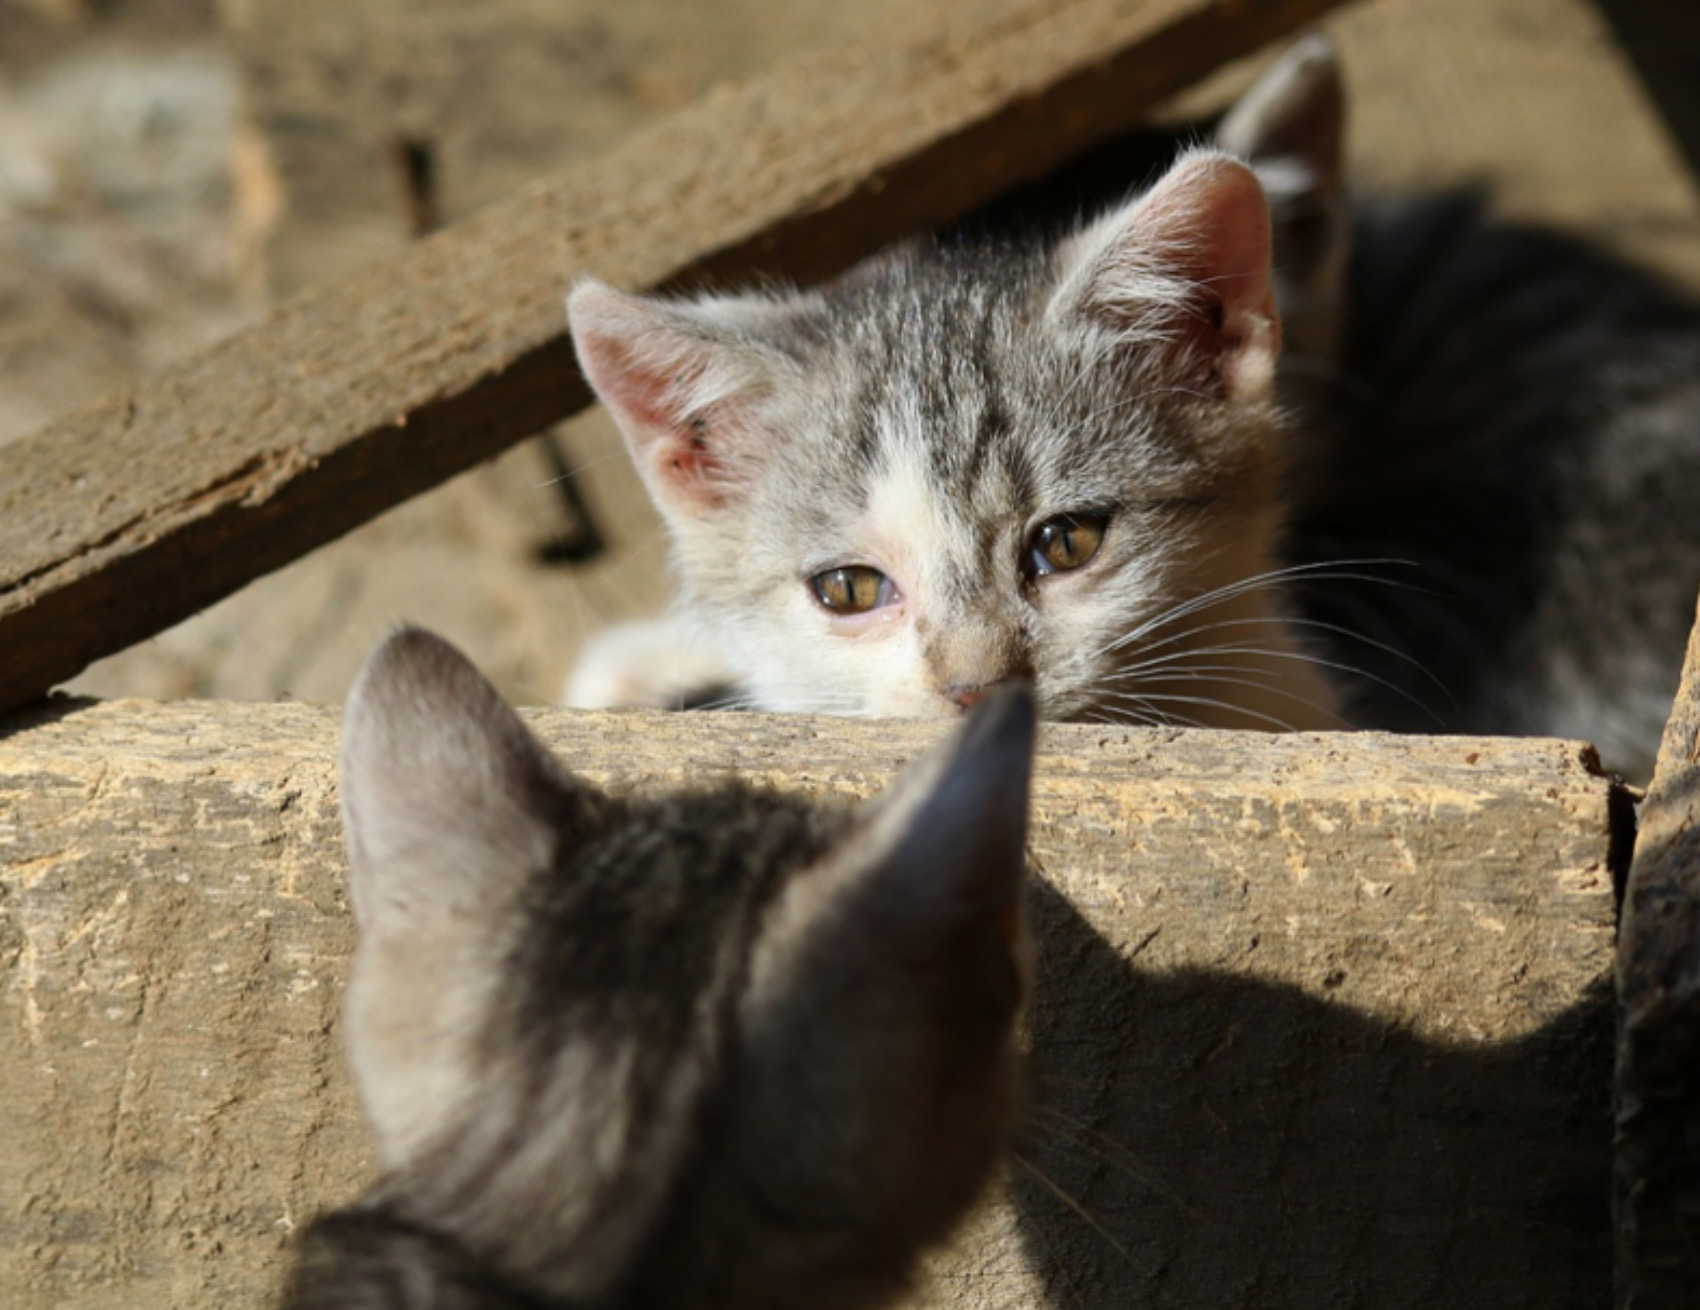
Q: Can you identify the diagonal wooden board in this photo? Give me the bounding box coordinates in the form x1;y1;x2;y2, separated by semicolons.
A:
0;0;1358;718
0;704;1622;1309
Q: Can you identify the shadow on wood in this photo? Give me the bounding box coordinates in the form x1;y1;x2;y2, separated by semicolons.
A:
0;696;1622;1309
1014;880;1611;1309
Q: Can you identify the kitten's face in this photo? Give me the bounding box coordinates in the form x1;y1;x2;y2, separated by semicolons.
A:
573;151;1320;724
334;628;1034;1309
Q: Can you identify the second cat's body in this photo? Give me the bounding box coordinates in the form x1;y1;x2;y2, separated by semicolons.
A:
1285;188;1700;776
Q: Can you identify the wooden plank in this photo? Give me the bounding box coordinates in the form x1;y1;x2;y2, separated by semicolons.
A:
0;0;1356;719
1615;590;1700;1307
0;705;1622;1309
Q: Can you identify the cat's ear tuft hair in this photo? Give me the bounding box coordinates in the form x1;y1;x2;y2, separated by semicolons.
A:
340;626;603;937
568;281;800;516
1050;149;1281;401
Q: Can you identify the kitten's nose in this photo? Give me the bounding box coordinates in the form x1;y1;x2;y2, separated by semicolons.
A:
948;679;1035;712
947;686;987;712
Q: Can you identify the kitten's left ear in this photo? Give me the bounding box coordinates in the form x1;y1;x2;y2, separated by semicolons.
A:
1050;149;1280;400
340;626;604;937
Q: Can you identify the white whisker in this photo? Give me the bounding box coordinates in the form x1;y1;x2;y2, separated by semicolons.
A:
1011;1151;1146;1273
1094;687;1303;732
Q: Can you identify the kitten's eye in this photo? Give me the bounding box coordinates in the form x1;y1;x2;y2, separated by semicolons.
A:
810;566;896;615
1026;512;1108;578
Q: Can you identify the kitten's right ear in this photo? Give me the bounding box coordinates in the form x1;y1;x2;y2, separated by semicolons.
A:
1049;150;1281;401
340;627;604;936
568;281;801;516
738;687;1037;1242
758;684;1038;1009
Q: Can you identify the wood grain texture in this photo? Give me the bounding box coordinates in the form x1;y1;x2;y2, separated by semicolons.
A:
0;703;1621;1308
0;0;1355;719
1615;591;1700;1309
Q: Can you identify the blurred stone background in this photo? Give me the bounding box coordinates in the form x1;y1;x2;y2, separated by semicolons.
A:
2;0;1697;707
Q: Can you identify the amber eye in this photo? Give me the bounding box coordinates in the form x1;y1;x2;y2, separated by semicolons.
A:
810;565;896;615
1026;512;1108;579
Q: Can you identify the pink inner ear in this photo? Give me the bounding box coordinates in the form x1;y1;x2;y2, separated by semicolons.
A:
578;332;719;491
1143;157;1281;397
1067;154;1282;400
1155;163;1274;303
570;287;744;512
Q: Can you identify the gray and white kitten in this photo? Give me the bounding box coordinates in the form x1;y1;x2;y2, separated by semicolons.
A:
283;626;1034;1310
568;37;1700;778
568;140;1331;728
565;44;1341;732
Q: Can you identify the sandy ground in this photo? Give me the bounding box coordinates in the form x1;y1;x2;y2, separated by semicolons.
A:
4;0;1699;709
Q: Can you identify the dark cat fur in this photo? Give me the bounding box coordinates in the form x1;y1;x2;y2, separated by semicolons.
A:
1286;188;1700;775
284;627;1035;1309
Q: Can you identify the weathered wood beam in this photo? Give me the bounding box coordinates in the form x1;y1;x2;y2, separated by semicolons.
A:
0;705;1621;1309
0;0;1356;719
1616;590;1700;1308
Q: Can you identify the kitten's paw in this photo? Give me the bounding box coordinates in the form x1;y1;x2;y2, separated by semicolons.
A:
564;616;740;710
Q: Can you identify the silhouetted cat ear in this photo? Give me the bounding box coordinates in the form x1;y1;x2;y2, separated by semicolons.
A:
340;626;603;937
1218;34;1343;193
752;685;1036;992
856;683;1037;929
568;281;800;515
1216;33;1349;362
735;688;1036;1231
1049;149;1280;400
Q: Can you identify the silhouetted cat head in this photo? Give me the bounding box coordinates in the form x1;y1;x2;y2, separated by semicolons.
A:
287;627;1035;1310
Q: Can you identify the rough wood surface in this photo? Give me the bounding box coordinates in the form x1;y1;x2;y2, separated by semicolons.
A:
0;0;1353;720
1615;590;1700;1308
0;703;1621;1309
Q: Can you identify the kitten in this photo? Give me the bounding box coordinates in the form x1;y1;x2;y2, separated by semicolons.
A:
564;37;1358;732
568;37;1700;778
568;139;1337;730
283;626;1035;1309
